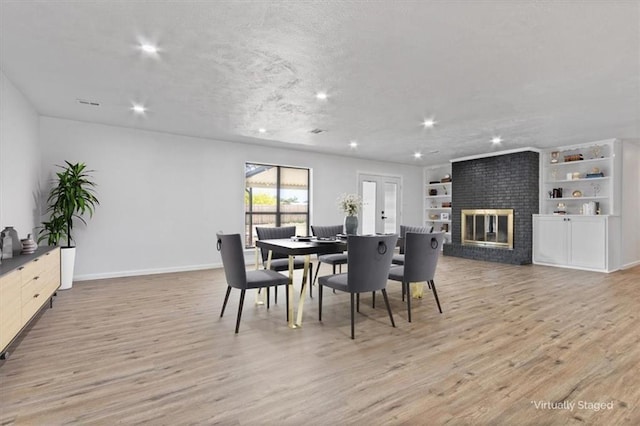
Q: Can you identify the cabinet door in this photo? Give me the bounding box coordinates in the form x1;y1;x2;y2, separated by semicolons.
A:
569;217;606;269
533;216;568;265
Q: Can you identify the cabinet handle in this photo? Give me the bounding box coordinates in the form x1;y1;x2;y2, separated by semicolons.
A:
34;276;39;280
18;266;24;271
33;293;39;298
33;258;39;262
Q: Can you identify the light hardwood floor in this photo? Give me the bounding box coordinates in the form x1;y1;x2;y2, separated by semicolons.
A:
1;256;639;425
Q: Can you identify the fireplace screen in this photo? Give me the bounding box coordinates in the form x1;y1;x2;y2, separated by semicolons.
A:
461;209;514;249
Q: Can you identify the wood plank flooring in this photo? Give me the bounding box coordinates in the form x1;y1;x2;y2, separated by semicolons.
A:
1;256;639;425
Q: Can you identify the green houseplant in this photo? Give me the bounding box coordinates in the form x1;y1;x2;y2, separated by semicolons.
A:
39;161;99;289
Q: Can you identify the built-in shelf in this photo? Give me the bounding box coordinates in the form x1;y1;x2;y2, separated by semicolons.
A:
424;164;452;247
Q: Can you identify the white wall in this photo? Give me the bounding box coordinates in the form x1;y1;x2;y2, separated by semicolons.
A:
39;117;424;280
621;139;640;269
0;70;41;239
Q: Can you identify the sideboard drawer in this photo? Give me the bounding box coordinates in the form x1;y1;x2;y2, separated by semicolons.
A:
0;269;22;351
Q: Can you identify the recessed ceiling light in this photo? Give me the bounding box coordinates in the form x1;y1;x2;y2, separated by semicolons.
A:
316;92;328;100
140;43;158;54
258;128;266;134
413;152;423;159
131;104;146;114
423;118;437;128
349;141;358;148
491;136;503;144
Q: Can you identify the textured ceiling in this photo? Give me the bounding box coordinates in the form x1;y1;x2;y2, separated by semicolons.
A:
1;1;638;165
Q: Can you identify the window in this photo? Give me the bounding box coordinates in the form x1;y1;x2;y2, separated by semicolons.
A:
245;163;310;247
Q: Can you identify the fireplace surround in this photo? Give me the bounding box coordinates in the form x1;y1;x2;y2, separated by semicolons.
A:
461;209;514;249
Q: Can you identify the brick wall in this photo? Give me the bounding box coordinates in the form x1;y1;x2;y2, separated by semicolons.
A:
443;151;539;264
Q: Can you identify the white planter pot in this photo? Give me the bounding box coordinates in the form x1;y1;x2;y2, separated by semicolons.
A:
60;247;76;290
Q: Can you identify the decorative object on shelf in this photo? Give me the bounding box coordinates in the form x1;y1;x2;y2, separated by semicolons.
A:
586;167;604;178
590;145;602;159
442;201;452;208
38;161;100;290
582;201;600;215
554;203;567;215
551;169;558;180
563;153;584;162
441;223;449;232
552;188;563;198
429;180;440;184
20;234;37;254
572;172;581;180
440;174;452;183
442;185;449;195
429;214;439;220
590;183;601;197
440;213;449;221
1;226;21;257
550;151;560;163
337;193;362;235
572;190;582;198
429;189;438;196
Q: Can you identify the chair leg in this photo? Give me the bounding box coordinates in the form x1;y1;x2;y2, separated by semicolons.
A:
372;291;376;308
275;286;278;304
235;289;246;333
309;264;313;298
356;293;360;313
405;282;412;322
350;293;355;339
221;286;232;317
267;287;270;310
381;289;396;328
312;261;322;286
430;280;443;313
402;284;405;301
332;264;336;294
319;284;323;321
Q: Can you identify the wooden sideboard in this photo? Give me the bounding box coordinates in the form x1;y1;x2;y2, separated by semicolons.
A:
0;246;61;359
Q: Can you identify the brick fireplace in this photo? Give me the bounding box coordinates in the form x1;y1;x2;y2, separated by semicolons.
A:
443;150;539;265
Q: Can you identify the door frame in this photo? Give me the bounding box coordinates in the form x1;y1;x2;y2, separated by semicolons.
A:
357;172;403;235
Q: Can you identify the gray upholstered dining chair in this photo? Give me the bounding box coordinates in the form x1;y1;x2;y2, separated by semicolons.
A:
392;225;431;265
255;226;313;302
388;232;444;322
217;232;290;333
310;224;348;294
318;234;398;339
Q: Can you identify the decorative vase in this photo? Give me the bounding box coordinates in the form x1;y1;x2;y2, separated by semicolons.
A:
1;226;21;257
20;234;38;255
344;215;358;235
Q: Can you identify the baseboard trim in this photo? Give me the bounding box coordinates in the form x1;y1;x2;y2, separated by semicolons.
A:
620;260;640;270
73;263;224;282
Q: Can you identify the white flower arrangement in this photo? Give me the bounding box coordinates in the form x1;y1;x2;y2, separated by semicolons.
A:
337;193;362;216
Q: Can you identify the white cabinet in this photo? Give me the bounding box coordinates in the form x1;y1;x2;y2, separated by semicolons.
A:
424;164;452;245
533;215;618;272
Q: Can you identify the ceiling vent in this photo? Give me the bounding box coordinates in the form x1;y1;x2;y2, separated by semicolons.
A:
309;128;325;134
76;98;100;107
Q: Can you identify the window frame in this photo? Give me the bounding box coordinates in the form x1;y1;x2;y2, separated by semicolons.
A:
245;162;311;248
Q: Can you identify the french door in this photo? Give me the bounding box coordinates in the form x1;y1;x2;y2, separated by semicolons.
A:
358;173;401;235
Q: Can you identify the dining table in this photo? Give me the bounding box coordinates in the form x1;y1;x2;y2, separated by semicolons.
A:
255;237;347;328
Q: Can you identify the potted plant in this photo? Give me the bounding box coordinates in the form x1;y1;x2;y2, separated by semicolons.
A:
337;193;362;235
38;161;99;289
